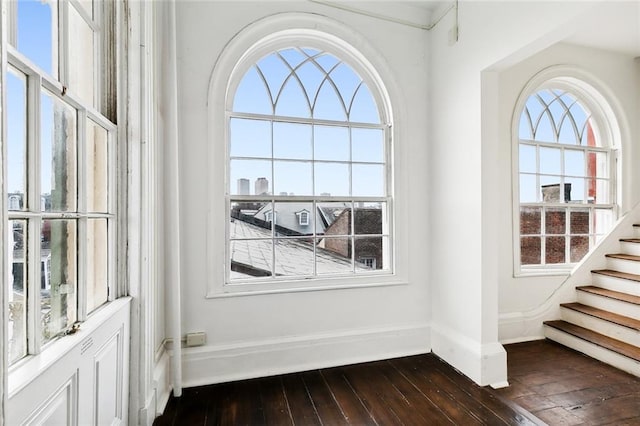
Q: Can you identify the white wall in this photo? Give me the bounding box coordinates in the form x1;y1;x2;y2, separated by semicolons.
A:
172;1;432;387
428;0;638;385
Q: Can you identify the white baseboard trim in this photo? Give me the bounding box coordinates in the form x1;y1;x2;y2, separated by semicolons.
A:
431;323;507;387
178;324;431;388
153;348;172;418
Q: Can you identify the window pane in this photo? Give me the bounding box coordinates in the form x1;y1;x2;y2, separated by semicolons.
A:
565;178;585;203
86;119;108;212
273;202;314;236
570;209;589;234
314;125;349;161
317;202;352;235
352;128;384;163
570;236;589;263
519;144;535;174
355;236;387;272
316;237;353;274
41;90;77;212
564;150;584;177
68;4;95;105
8;220;27;365
87;219;108;313
230;159;271;195
230;201;272;239
519;174;537;203
545;236;566;264
275;238;314;276
276;79;311;119
349;83;379;124
545;208;566;235
7;69;27;210
520;237;541;265
354;203;384;235
229;239;272;279
520;206;541;235
313;81;346;121
273;122;311;160
591;151;608;178
42;219;78;344
314;162;349;197
540;178;568;202
353;164;384;197
230;118;271;159
16;0;56;76
274;161;312;196
591;178;610;204
233;66;272;115
539;147;561;175
594;208;614;236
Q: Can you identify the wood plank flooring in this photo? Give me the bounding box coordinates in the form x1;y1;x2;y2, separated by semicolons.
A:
154;340;640;425
154;354;540;425
494;339;640;425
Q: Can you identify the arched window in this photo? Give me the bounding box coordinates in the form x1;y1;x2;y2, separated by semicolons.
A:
517;86;615;270
227;45;391;281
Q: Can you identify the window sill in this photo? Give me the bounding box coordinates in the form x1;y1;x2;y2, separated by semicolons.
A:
7;297;131;397
514;267;572;278
207;274;407;298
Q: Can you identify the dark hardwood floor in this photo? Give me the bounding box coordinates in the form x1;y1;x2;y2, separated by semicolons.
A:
154;340;640;425
494;339;640;425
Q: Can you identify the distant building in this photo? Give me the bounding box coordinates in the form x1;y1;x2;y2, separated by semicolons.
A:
237;178;250;195
255;177;269;195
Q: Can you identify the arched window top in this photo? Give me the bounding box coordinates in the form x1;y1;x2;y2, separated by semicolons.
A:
232;47;381;124
519;88;595;146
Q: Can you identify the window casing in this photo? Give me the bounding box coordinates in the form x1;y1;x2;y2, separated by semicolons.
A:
5;0;117;366
226;44;392;284
516;85;616;273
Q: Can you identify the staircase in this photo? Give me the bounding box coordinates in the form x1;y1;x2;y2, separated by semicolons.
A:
543;224;640;377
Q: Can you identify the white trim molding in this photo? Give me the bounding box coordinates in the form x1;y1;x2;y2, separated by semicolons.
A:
179;323;430;388
431;322;508;388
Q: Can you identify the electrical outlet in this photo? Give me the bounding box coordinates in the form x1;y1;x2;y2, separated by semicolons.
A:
186;332;206;347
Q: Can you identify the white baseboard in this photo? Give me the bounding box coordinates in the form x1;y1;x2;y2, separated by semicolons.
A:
153;348;172;418
178;324;431;388
431;323;507;387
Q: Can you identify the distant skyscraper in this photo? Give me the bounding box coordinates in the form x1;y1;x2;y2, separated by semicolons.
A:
237;178;250;195
255;177;269;195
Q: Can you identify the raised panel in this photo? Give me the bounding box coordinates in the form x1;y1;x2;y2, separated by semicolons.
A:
22;374;77;426
94;330;123;426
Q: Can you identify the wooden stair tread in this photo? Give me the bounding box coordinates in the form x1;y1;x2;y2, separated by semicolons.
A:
620;238;640;243
605;253;640;262
544;320;640;362
592;269;640;282
560;302;640;331
577;285;640;306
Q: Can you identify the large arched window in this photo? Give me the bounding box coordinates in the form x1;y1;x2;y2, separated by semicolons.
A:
227;44;391;282
516;84;616;271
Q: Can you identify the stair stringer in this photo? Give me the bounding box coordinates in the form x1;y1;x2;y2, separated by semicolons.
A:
499;202;640;343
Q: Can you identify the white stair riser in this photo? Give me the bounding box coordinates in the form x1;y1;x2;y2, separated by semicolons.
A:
634;226;640;238
576;292;640;320
544;326;640;378
591;274;640;296
560;308;639;346
620;241;640;256
607;258;640;275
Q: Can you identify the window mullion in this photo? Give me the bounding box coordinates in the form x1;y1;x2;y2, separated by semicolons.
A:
58;0;69;89
77;109;87;321
27;73;43;354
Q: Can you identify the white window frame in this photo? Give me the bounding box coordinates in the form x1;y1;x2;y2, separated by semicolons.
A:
512;69;621;277
206;13;409;297
4;0;119;369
